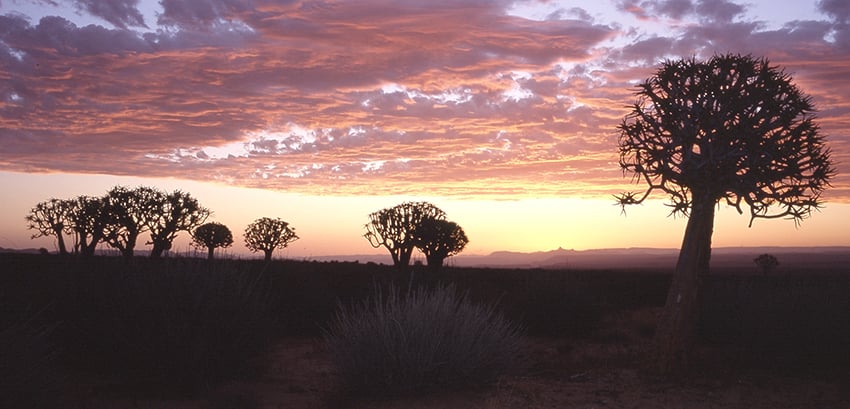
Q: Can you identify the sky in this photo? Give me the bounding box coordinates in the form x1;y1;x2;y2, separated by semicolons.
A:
1;0;848;259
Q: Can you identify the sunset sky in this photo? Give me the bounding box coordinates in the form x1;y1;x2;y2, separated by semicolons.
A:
1;0;848;259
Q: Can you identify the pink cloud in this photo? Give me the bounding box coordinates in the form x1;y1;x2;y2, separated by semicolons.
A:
0;0;848;202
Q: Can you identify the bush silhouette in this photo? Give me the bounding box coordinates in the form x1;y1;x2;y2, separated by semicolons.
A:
753;253;779;274
323;283;523;396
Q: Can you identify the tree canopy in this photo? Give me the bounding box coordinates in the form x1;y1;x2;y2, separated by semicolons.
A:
146;190;210;258
415;218;469;269
25;198;74;255
616;54;834;225
244;217;299;262
192;222;233;260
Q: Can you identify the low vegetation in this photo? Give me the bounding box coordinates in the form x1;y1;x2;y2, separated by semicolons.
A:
0;252;848;405
323;283;523;396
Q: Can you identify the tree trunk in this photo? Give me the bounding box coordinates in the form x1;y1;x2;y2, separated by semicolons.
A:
650;195;715;374
150;243;164;258
426;254;444;270
263;250;273;262
396;246;414;270
207;246;215;260
54;227;68;255
149;239;171;258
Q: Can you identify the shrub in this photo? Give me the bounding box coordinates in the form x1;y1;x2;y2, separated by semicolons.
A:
753;253;779;274
323;283;523;396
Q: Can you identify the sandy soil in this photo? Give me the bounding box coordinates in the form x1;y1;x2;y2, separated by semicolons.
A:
74;308;850;409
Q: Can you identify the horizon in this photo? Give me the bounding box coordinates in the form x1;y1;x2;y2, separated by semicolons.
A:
2;0;849;257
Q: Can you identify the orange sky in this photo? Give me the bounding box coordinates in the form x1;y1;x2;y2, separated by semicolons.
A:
1;0;848;258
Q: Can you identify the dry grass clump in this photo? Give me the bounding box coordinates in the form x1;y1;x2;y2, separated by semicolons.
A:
323;283;524;396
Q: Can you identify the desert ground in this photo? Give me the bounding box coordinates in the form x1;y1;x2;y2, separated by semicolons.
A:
2;252;848;408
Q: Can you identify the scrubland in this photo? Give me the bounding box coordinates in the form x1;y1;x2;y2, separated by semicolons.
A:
1;253;848;408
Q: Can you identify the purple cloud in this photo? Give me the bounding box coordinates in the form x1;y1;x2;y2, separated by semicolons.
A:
0;0;848;201
72;0;146;28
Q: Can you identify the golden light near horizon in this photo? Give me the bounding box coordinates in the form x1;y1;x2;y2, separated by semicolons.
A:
1;0;849;258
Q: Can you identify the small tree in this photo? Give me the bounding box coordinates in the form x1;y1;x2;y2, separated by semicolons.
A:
754;253;779;274
25;198;74;255
192;222;234;260
616;54;834;374
415;218;469;270
146;190;210;258
244;217;299;262
364;202;446;269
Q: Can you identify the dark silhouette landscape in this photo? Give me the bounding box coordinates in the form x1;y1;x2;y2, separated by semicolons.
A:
1;250;848;408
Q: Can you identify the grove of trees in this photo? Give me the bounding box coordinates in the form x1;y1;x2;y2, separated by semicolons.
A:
26;186;210;260
615;54;834;373
364;201;468;270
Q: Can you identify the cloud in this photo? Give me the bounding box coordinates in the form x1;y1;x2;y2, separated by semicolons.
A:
0;0;848;201
157;0;258;28
819;0;850;23
71;0;147;28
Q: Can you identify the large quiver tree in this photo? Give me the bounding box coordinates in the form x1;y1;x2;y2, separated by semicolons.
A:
363;201;446;269
616;54;834;374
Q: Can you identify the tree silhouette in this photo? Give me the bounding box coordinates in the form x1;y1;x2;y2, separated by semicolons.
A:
67;195;107;257
364;201;446;269
615;54;834;374
753;253;779;274
192;222;233;260
25;198;74;255
101;186;161;259
415;218;469;270
146;189;210;258
244;217;299;262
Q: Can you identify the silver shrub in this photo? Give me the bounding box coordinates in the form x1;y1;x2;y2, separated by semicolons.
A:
323;283;524;395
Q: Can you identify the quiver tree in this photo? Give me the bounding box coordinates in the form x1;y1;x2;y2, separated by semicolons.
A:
754;253;779;274
25;198;74;255
615;54;834;374
101;186;161;259
146;190;210;258
192;222;233;260
67;195;107;256
415;218;469;270
364;201;446;269
244;217;299;262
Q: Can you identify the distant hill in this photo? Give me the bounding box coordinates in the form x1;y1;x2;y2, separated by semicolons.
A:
0;246;44;255
308;246;850;272
4;245;847;273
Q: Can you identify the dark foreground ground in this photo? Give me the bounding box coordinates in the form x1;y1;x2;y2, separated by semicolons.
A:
1;253;848;408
